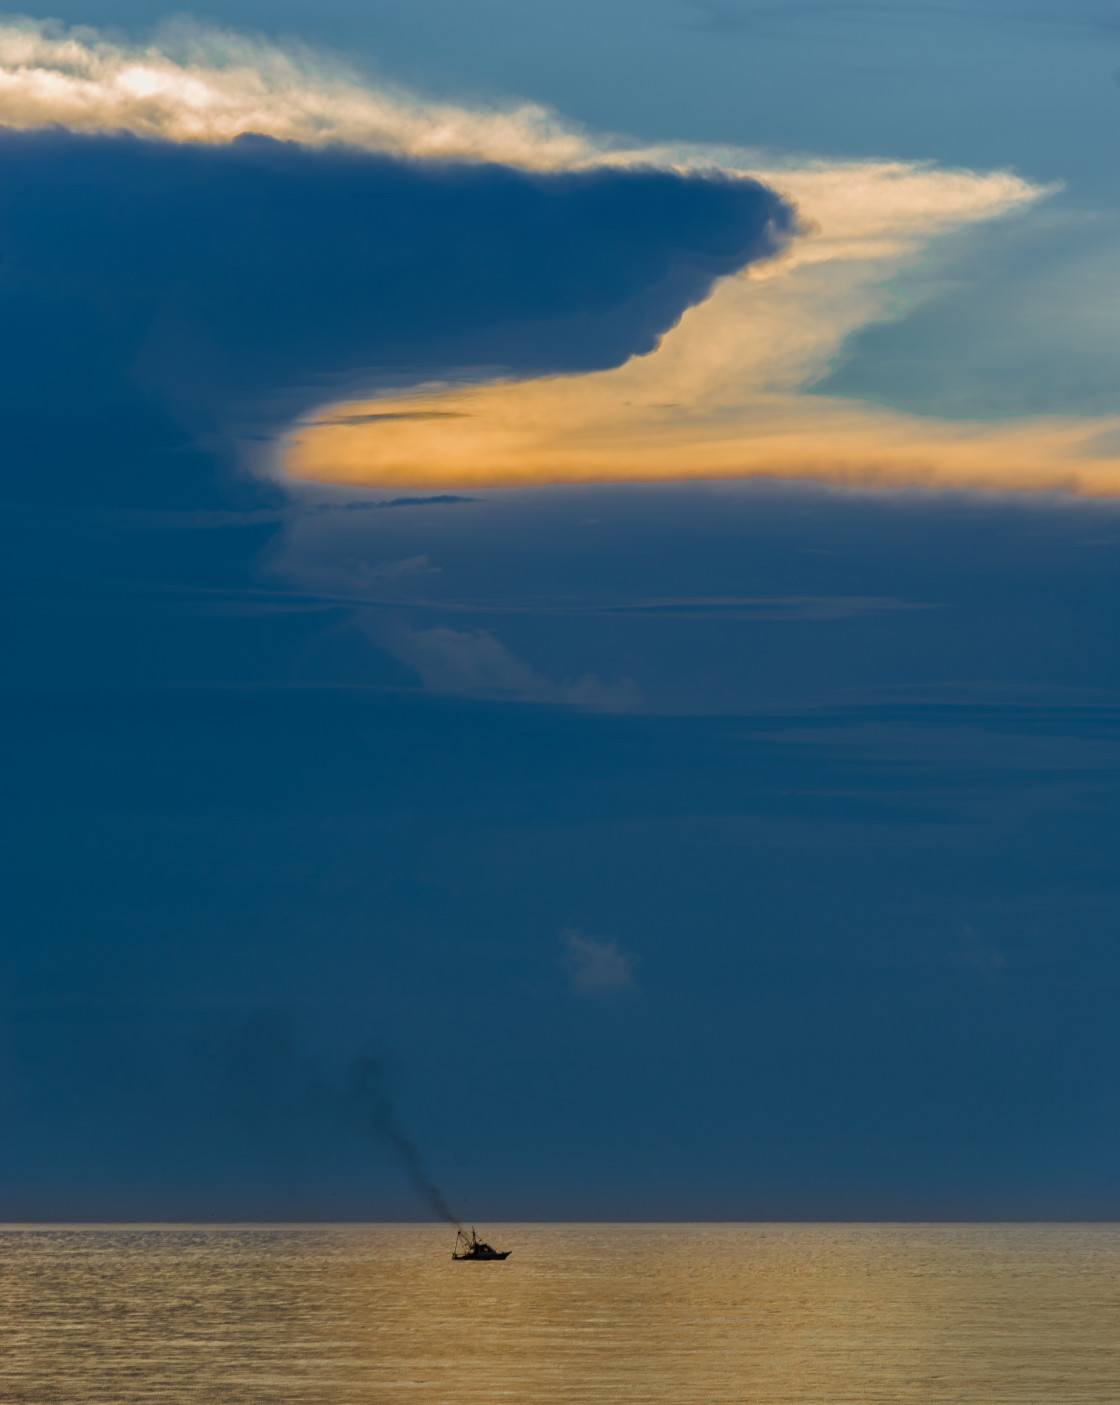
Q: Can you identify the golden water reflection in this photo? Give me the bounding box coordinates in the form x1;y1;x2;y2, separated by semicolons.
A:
2;1224;1118;1403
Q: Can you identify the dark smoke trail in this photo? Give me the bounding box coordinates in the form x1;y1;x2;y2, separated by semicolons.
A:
342;1045;460;1226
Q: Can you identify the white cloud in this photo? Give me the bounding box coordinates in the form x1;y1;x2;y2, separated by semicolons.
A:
563;929;637;994
0;18;598;167
374;620;640;710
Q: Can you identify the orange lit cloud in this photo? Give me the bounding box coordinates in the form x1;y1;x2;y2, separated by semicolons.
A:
285;163;1120;497
7;20;1115;497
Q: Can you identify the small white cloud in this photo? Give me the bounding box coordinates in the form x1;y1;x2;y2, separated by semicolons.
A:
563;929;637;994
380;622;640;711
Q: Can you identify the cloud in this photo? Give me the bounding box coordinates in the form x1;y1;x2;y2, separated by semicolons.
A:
563;929;637;994
0;123;788;510
376;620;640;710
284;162;1120;497
0;18;597;167
3;17;1114;506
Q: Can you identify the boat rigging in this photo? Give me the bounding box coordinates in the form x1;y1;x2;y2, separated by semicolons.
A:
452;1227;511;1261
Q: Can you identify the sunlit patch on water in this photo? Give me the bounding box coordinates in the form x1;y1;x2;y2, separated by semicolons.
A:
2;1224;1118;1403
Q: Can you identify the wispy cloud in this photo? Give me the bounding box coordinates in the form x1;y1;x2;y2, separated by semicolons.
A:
563;929;638;994
371;619;640;710
0;19;596;167
2;11;1111;173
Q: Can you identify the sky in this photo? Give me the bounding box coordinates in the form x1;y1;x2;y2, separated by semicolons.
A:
2;1;1120;1222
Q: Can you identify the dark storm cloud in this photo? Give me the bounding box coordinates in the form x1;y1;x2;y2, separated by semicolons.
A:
0;127;789;511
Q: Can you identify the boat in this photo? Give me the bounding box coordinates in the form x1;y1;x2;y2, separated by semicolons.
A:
452;1227;511;1261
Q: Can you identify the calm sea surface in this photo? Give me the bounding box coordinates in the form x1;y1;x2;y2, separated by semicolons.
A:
2;1224;1118;1402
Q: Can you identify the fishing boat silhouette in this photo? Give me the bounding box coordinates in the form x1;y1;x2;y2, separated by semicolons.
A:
451;1228;511;1261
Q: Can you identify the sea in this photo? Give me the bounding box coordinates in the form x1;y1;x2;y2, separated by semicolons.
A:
2;1223;1118;1402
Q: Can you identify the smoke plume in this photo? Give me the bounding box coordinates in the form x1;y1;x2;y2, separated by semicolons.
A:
342;1044;461;1226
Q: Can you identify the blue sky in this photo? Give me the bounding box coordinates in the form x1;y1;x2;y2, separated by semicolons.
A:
2;1;1120;1220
